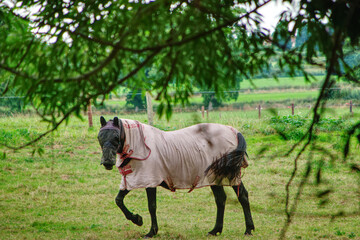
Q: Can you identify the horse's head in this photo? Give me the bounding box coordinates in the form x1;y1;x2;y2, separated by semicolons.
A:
97;116;125;170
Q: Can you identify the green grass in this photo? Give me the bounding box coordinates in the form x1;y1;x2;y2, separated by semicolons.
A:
236;90;318;102
104;90;320;110
0;110;359;239
239;76;323;89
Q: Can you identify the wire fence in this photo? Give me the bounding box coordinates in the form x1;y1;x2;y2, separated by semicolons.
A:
0;91;358;118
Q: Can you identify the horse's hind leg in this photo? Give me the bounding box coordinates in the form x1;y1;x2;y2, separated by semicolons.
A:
115;189;143;226
232;182;255;235
144;187;158;238
208;185;226;236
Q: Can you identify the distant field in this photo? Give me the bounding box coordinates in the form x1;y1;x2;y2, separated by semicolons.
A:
78;75;359;113
105;76;325;109
239;75;324;89
113;76;325;95
236;90;319;102
105;89;319;108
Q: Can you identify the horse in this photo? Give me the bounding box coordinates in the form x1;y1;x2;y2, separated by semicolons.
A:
97;116;254;238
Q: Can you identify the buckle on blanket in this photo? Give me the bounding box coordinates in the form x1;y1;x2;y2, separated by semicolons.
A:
117;164;133;189
119;144;134;160
118;165;133;176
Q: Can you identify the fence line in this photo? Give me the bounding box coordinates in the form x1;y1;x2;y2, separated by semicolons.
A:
196;100;356;120
1;86;359;99
1;94;358;121
101;87;360;97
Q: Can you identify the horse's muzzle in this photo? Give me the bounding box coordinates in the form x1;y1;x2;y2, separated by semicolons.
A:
101;147;116;170
102;163;114;170
101;158;115;170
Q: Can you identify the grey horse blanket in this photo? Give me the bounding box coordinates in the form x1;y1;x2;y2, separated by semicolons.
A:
116;119;248;191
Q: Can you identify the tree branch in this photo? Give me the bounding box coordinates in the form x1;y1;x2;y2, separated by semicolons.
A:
155;50;180;100
1;0;271;88
280;28;344;239
15;36;36;69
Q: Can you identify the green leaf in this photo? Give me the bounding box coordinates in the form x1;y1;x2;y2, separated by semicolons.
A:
37;147;44;156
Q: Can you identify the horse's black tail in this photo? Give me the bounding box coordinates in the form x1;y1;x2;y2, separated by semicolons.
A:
205;133;248;184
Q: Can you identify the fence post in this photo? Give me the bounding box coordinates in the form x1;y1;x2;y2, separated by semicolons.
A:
201;106;205;118
146;92;153;126
350;100;353;115
87;99;93;128
291;103;294;115
258;104;261;119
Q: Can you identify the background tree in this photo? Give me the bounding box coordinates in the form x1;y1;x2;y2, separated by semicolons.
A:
125;90;146;111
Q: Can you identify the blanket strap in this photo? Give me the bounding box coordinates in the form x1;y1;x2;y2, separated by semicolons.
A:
117;146;134;189
117;164;133;189
237;168;242;197
166;177;176;192
188;176;200;193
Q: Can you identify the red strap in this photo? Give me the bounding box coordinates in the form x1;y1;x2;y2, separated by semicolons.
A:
166;177;176;192
117;145;134;189
237;168;242;197
117;164;133;189
119;144;134;160
118;165;133;176
188;176;200;193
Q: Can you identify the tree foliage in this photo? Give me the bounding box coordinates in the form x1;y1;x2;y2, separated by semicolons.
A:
0;0;275;124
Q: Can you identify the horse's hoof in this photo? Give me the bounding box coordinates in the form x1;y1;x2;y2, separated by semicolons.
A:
144;228;158;238
244;226;255;236
132;214;143;226
207;230;222;236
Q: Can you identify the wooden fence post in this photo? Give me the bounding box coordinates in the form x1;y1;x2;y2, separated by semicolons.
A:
87;99;93;128
201;106;205;118
146;92;153;126
291;103;294;115
258;104;261;119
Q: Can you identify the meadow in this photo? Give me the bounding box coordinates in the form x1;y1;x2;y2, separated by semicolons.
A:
0;108;359;240
102;75;359;113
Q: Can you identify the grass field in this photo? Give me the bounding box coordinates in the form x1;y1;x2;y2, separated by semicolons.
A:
238;76;322;90
104;89;320;111
104;75;359;112
0;110;359;240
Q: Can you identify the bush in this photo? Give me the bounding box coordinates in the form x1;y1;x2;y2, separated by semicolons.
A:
125;91;146;111
0;96;24;114
324;87;360;100
270;115;307;140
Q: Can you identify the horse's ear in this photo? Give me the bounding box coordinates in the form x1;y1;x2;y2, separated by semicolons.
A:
113;117;120;127
100;116;107;127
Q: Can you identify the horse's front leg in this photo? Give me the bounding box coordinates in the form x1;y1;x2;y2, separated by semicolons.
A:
115;189;143;226
208;185;227;236
145;187;158;238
